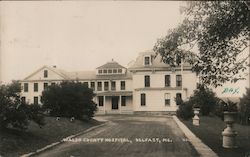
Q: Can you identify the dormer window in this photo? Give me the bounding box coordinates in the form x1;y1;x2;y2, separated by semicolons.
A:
118;69;122;73
44;70;48;78
144;56;151;66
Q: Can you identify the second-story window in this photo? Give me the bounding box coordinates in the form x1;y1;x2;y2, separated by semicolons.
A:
144;56;150;66
111;81;116;91
104;81;109;91
103;70;107;74
108;69;112;74
118;69;122;73
90;82;95;91
44;70;48;78
98;70;102;74
176;75;182;87
44;83;48;90
144;75;150;87
24;83;28;92
120;81;125;90
97;82;102;91
34;83;38;92
165;75;171;87
113;69;117;73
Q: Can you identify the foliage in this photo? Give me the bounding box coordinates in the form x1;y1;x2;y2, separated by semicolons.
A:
0;81;44;130
177;101;194;120
154;1;249;87
189;84;219;116
214;99;238;120
239;88;250;125
41;81;97;120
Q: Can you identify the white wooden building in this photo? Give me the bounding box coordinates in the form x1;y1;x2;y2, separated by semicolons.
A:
20;50;198;114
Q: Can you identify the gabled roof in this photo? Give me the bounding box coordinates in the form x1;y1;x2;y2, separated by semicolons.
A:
23;65;70;81
96;60;126;69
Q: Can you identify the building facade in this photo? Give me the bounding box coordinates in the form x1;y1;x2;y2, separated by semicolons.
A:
20;50;198;114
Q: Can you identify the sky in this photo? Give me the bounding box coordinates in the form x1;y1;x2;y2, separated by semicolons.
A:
0;1;183;83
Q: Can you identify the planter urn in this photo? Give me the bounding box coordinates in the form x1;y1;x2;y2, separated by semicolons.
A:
222;111;238;148
192;108;200;126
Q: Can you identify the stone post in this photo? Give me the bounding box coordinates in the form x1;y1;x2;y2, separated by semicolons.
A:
192;108;200;126
222;112;238;148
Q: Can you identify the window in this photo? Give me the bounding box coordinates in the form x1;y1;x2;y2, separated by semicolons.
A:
165;93;171;106
165;75;171;87
44;70;48;78
176;93;182;105
120;81;125;90
144;75;150;87
83;82;88;87
104;81;109;91
118;69;122;73
144;56;150;65
51;82;56;86
24;83;28;92
103;69;107;74
21;97;26;104
176;75;182;87
141;93;146;106
121;96;126;106
111;81;116;91
113;69;117;73
34;96;39;105
90;82;95;90
98;70;102;74
97;82;102;91
108;69;112;73
34;83;38;92
44;83;48;90
98;96;104;106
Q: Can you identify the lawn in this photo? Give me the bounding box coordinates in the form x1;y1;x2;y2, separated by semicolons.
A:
0;116;102;157
182;116;250;157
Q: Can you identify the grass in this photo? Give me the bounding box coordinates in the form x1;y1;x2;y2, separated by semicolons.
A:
0;116;102;157
182;116;250;157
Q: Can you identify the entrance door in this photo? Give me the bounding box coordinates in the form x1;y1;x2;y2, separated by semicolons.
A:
111;96;119;110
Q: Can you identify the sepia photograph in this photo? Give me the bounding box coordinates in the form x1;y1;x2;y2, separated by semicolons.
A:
0;1;249;157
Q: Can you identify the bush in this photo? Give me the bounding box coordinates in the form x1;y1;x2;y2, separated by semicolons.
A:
239;88;250;125
0;81;45;130
189;84;219;116
41;81;97;120
177;101;194;120
214;99;238;120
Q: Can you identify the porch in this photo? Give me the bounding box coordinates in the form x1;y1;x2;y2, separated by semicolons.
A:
95;91;133;114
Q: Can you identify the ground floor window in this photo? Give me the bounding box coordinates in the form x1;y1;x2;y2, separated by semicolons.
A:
121;96;126;106
98;96;104;106
141;93;146;106
165;93;171;106
34;96;39;105
21;97;26;104
176;93;182;105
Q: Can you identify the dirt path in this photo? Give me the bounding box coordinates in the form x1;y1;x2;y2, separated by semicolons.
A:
34;115;199;157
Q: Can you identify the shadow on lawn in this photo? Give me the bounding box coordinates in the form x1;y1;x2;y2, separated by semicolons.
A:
182;116;250;157
0;116;101;157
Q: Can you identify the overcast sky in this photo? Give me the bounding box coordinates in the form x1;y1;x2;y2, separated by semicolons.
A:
0;1;184;83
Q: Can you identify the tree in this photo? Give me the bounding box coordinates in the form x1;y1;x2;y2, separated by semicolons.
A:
239;88;250;125
0;81;44;130
41;81;97;120
154;1;249;87
189;84;219;116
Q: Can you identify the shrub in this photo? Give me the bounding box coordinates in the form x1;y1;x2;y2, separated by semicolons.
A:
177;101;194;120
239;88;250;125
189;84;219;116
0;81;45;130
214;99;238;120
41;81;97;120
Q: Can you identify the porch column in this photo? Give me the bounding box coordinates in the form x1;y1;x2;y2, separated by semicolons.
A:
104;96;106;114
119;95;122;114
